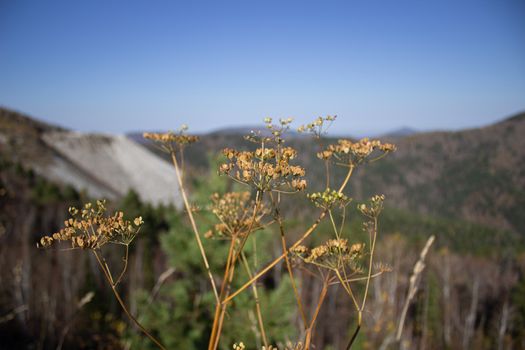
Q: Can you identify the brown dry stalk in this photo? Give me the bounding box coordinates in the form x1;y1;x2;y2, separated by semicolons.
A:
208;238;236;349
209;191;262;350
304;274;330;349
211;252;238;350
170;152;220;304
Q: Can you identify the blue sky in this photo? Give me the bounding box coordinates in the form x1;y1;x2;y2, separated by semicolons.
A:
1;0;524;135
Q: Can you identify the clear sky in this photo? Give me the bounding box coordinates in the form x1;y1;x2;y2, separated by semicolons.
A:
1;0;524;135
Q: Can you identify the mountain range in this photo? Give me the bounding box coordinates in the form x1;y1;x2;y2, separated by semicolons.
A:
135;110;525;236
1;106;524;236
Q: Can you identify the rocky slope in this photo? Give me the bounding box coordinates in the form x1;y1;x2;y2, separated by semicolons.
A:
0;107;181;206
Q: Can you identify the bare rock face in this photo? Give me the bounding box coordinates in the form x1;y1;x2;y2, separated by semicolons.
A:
40;131;182;207
0;107;181;207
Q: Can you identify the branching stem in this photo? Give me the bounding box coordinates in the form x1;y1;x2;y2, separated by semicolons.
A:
92;251;166;350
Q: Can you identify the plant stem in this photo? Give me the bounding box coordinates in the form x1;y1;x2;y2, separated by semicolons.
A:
304;274;330;350
361;217;378;311
223;164;355;304
223;210;327;304
92;251;166;350
232;191;262;263
170;152;219;304
346;323;361;350
208;239;236;350
334;269;360;312
277;211;307;328
114;244;129;286
241;252;269;348
211;259;236;350
338;165;354;193
209;191;262;350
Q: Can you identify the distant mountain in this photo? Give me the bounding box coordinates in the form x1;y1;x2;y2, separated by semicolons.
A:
351;112;525;234
209;125;265;135
380;126;418;138
0;107;181;206
3;106;524;235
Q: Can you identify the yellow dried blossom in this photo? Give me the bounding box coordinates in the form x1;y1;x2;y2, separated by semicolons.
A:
134;216;144;226
143;132;199;145
293;238;365;272
297;115;337;138
219;146;307;192
143;129;199;154
289;245;309;263
358;194;385;218
319;138;396;166
38;200;143;249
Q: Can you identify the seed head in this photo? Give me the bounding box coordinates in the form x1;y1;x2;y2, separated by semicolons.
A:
320;138;396;166
38;200;143;249
207;192;268;239
219;146;307;192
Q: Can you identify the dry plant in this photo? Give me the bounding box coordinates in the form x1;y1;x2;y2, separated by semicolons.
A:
396;235;435;342
39;116;396;350
38;200;167;349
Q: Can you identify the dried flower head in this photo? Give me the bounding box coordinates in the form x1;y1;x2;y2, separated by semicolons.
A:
143;129;199;153
206;192;268;239
317;138;396;166
219;146;307;192
245;117;294;145
291;238;365;272
374;262;393;273
297;115;336;138
38;200;143;249
358;194;385;218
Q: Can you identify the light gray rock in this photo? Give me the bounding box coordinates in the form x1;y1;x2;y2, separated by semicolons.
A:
40;131;182;207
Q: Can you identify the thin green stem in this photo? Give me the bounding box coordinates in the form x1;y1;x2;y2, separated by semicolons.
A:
334;269;360;312
329;271;385;285
361;217;378;311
